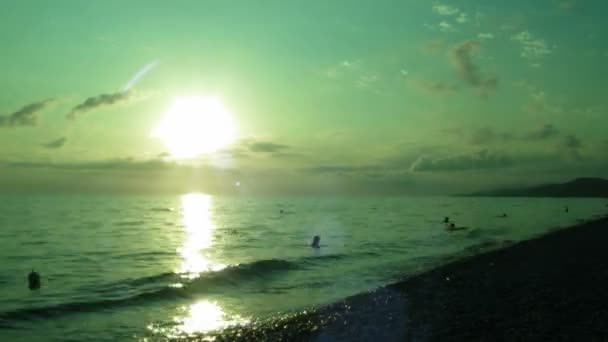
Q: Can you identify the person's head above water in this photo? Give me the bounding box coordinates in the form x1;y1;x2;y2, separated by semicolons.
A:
444;216;449;223
311;235;320;248
28;270;41;290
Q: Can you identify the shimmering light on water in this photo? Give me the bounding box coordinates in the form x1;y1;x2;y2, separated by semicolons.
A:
176;300;249;335
178;193;225;278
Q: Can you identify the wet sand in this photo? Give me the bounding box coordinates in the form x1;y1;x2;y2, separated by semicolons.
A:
194;216;608;341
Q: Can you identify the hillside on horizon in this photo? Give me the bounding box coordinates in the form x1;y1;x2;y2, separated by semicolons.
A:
463;178;608;198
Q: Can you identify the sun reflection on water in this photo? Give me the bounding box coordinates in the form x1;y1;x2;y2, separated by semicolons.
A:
159;194;248;337
176;300;249;335
178;193;225;278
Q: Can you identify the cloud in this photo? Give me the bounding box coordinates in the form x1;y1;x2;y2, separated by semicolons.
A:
469;127;514;145
423;40;447;54
356;74;379;88
562;135;582;149
4;158;175;171
477;33;495;40
431;4;468;30
42;137;67;149
445;124;566;145
305;165;363;174
410;150;512;172
511;31;551;61
67;90;138;119
438;21;455;32
524;124;559;140
433;4;460;16
450;40;498;97
456;13;469;23
0;98;55;127
324;60;359;79
409;79;458;94
247;141;289;153
559;1;576;9
561;135;583;160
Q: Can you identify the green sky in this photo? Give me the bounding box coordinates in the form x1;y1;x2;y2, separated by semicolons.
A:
1;0;607;195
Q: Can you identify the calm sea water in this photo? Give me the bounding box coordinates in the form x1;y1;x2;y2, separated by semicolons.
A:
0;194;606;341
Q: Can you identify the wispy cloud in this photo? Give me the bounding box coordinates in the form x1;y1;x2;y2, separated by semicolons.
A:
561;134;583;159
67;90;147;120
304;165;373;175
410;79;458;94
562;134;582;149
411;150;512;172
431;3;468;31
469;127;514;145
3;158;175;171
324;60;380;91
0;98;55;127
524;124;559;140
247;141;289;153
356;74;379;88
423;40;447;54
477;33;495;40
438;21;455;32
558;1;576;10
42;137;67;149
432;4;460;16
325;60;358;79
456;13;469;24
450;40;498;97
511;31;551;62
445;124;566;145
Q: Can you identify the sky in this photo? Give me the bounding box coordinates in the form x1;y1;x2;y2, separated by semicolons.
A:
1;0;607;195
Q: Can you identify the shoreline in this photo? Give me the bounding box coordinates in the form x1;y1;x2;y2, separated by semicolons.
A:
187;215;608;341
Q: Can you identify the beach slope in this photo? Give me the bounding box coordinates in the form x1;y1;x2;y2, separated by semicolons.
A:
201;216;608;341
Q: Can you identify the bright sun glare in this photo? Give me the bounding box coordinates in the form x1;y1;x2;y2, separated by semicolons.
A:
152;96;236;159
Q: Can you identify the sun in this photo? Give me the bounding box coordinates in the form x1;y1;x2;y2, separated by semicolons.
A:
152;96;236;159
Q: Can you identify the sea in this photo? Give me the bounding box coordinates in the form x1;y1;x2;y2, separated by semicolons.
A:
0;194;606;341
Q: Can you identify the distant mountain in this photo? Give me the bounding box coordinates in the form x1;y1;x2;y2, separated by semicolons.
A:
464;178;608;198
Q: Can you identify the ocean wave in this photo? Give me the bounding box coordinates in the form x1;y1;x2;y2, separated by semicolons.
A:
0;259;300;323
0;253;360;324
0;286;187;323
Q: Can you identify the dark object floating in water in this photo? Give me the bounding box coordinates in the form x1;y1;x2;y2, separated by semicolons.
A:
447;223;467;231
311;235;321;248
443;216;450;223
28;270;41;290
565;206;569;213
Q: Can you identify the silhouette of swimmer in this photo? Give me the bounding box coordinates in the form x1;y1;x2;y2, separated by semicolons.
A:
28;270;41;290
565;206;569;213
311;235;321;248
500;213;508;218
443;216;450;223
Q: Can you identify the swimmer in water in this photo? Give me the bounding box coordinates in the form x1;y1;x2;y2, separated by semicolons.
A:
443;216;450;224
28;270;41;290
311;235;321;248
